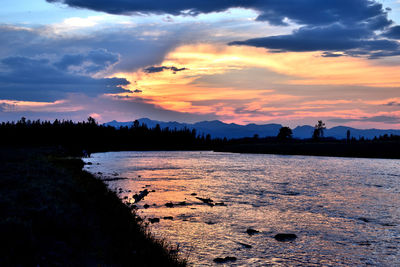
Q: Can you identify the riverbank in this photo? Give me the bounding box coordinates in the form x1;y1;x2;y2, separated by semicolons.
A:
216;140;400;159
0;147;186;266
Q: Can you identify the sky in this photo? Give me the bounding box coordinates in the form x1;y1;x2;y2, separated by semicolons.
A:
1;0;400;129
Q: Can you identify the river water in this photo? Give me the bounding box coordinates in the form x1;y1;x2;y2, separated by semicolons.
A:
83;151;400;266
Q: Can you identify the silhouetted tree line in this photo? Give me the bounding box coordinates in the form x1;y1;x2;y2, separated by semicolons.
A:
218;121;400;159
1;117;399;157
0;117;225;153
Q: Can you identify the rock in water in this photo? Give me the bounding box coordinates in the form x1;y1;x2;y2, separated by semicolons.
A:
284;191;300;196
358;217;371;223
213;258;225;264
165;202;174;208
246;228;259;235
148;218;160;223
274;233;297;242
133;189;149;203
238;242;252;248
357;241;371;246
213;256;237;263
196;197;213;204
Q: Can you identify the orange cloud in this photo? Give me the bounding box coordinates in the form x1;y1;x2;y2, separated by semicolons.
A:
109;43;400;126
165;44;400;87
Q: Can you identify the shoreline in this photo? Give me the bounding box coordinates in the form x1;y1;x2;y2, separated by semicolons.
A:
89;148;400;160
215;141;400;159
0;147;186;266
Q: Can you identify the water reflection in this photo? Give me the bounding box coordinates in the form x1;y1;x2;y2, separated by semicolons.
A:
84;151;400;266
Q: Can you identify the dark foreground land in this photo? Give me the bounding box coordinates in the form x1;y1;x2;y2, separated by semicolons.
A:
0;147;185;266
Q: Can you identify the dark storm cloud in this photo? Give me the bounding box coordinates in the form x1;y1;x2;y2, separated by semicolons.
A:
46;0;251;17
228;1;398;57
230;2;398;58
144;66;187;73
383;26;400;39
0;25;178;73
0;55;130;101
47;0;399;57
230;24;400;57
0;23;192;102
231;24;374;51
330;116;400;124
46;0;387;27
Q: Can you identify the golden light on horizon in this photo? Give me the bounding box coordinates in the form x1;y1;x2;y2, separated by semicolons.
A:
163;44;400;87
108;43;400;125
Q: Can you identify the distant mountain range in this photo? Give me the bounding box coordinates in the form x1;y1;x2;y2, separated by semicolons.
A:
104;118;400;140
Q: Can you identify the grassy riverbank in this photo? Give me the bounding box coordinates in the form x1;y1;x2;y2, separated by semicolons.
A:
0;147;185;266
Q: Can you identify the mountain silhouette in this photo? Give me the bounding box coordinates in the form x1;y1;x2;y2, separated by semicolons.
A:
105;119;400;140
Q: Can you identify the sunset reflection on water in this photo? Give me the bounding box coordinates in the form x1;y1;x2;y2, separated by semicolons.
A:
84;151;400;266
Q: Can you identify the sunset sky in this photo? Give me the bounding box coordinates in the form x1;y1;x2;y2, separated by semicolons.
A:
1;0;400;128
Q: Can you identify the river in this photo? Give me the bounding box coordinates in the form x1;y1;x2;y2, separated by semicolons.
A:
83;151;400;266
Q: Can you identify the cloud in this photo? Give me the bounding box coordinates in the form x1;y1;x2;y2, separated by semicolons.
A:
46;0;399;58
384;101;400;106
383;25;400;39
321;52;344;58
0;93;217;123
55;49;119;74
0;24;179;74
46;0;250;17
330;115;400;124
0;102;13;112
0;55;130;101
144;65;187;74
0;22;200;102
46;0;388;26
231;23;373;51
0;21;243;121
230;14;399;58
